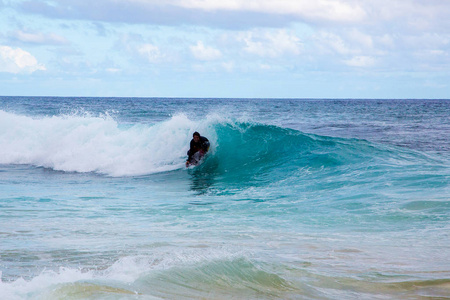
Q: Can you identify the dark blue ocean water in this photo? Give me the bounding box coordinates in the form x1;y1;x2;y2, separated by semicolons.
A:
0;97;449;299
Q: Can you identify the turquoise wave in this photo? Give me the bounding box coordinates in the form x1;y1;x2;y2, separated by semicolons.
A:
195;121;445;181
186;121;449;219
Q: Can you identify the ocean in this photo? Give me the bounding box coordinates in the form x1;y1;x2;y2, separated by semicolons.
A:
0;97;449;299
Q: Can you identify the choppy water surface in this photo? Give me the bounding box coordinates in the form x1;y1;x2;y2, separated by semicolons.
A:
0;97;449;299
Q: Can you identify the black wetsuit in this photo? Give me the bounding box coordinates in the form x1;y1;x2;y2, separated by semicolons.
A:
187;136;210;162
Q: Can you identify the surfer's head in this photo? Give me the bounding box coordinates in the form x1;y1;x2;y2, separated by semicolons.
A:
193;131;200;142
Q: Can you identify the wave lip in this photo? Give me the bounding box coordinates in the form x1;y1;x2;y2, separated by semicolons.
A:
0;111;199;176
1;110;445;178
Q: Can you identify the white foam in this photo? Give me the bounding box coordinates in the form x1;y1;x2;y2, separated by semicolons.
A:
0;110;216;176
0;268;94;300
0;248;245;299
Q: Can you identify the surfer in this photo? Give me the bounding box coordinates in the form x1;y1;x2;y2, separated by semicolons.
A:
186;132;210;167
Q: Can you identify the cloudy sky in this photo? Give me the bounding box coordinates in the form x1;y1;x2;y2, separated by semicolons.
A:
1;0;449;98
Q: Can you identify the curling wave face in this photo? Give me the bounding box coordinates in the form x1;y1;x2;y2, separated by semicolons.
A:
2;109;445;179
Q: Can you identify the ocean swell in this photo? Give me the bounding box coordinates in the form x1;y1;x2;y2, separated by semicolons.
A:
1;110;444;179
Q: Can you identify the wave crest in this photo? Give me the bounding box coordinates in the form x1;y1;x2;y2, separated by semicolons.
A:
1;110;436;177
0;111;200;176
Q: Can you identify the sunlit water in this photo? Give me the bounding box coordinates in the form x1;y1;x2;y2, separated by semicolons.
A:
1;97;449;299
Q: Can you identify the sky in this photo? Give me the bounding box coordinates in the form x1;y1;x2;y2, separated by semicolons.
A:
0;0;449;98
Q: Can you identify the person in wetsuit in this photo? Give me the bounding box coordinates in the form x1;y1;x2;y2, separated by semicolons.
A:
186;131;210;167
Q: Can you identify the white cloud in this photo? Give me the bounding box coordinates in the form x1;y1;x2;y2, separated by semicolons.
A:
190;41;222;61
259;64;272;70
18;0;369;29
364;0;450;32
170;0;366;23
221;61;234;72
106;68;121;73
13;30;68;45
343;55;375;67
137;44;165;63
0;46;46;74
16;0;450;37
238;29;301;57
346;29;373;49
311;30;382;57
312;31;354;55
376;34;396;48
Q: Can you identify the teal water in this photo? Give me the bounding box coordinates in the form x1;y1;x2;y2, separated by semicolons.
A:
0;97;449;299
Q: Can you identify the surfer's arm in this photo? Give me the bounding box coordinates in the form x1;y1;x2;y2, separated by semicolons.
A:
187;148;194;161
186;149;193;166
